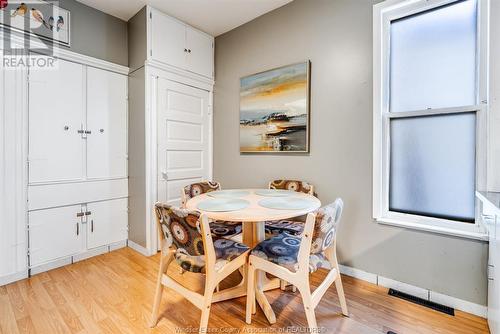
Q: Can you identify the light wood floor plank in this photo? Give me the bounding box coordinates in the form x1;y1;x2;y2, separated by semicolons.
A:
0;247;490;334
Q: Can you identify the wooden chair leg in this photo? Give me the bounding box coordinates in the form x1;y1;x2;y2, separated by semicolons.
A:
199;283;215;334
280;279;287;291
150;253;171;327
335;275;349;316
245;261;256;324
298;285;317;330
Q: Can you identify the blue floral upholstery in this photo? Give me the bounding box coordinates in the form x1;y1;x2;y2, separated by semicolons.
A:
155;204;249;273
181;181;243;239
265;179;315;238
251;232;331;273
252;200;343;272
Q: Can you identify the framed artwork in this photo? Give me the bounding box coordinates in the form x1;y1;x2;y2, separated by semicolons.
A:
0;0;71;46
240;61;310;153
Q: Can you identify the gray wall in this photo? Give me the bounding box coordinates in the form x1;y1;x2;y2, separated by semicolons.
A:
59;0;127;66
214;0;488;305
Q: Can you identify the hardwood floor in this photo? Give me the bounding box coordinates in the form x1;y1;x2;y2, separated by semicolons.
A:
0;247;490;334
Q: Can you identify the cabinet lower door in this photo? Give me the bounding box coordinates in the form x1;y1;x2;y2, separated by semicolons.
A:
86;68;128;179
29;205;84;267
87;199;128;249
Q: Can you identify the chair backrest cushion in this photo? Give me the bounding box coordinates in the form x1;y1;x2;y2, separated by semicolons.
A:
310;199;343;254
183;181;221;204
154;203;205;257
270;179;313;195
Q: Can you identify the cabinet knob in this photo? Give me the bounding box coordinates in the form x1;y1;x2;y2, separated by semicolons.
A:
64;125;69;131
188;49;191;53
99;129;104;133
184;48;188;52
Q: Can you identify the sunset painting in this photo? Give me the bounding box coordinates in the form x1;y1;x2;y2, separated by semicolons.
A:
240;61;310;153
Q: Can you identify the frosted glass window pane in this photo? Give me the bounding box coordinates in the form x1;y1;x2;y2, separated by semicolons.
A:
389;113;476;222
390;0;477;112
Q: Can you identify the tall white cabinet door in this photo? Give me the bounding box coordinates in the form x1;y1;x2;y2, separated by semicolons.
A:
87;199;128;249
150;10;187;69
186;28;213;78
28;58;85;184
28;205;85;267
86;67;128;179
157;79;210;205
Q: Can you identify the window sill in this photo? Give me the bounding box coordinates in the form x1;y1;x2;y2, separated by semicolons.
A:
376;217;489;241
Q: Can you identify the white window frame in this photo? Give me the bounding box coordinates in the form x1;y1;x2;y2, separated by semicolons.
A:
373;0;490;240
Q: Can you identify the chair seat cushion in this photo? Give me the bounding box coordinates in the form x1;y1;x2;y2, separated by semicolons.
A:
251;233;331;273
175;237;249;273
265;220;304;238
210;221;242;238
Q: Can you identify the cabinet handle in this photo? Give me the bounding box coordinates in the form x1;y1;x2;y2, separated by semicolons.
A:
85;211;92;216
76;212;84;217
91;219;94;233
76;223;79;236
85;130;91;134
77;130;85;134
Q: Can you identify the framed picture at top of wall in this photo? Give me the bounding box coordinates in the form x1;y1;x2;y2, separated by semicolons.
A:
240;61;310;153
0;0;71;46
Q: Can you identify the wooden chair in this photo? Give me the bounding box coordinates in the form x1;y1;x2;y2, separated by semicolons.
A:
246;199;348;330
265;179;315;238
182;181;243;241
150;204;250;334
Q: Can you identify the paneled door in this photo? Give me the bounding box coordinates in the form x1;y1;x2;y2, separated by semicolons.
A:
28;58;85;184
86;67;128;180
157;79;210;206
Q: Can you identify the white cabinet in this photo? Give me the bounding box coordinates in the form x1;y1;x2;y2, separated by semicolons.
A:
29;58;128;184
27;57;129;273
86;67;128;179
129;7;214;78
149;8;214;78
29;59;86;184
29;205;85;267
87;199;128;249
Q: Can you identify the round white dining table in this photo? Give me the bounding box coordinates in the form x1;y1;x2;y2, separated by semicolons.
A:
186;189;321;324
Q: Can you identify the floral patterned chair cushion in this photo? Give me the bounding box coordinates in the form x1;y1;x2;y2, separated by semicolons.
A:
266;179;315;238
181;181;243;239
269;179;313;194
253;200;343;272
155;204;249;274
251;232;331;273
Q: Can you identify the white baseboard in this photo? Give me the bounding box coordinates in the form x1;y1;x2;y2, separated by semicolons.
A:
378;275;429;300
127;240;153;256
339;264;378;284
0;270;28;286
73;246;109;263
430;290;487;318
109;240;127;251
30;257;72;276
339;264;487;318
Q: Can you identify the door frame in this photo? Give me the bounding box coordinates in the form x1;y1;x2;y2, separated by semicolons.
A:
144;64;214;255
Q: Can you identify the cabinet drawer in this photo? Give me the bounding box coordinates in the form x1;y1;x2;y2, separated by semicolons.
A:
29;205;85;267
87;199;128;249
28;179;128;211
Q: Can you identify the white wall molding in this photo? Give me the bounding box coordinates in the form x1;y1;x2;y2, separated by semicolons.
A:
339;264;487;318
0;32;129;75
0;270;28;286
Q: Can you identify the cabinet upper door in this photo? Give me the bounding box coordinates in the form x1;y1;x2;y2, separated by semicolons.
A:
150;10;187;70
86;67;128;179
87;198;128;249
28;205;84;267
186;28;214;78
29;58;85;184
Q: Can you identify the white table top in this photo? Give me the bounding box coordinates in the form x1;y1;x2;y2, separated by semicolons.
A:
186;189;321;222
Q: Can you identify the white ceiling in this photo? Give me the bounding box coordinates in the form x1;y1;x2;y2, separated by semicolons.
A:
75;0;293;36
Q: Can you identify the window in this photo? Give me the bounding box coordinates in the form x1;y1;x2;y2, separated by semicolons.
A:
373;0;488;239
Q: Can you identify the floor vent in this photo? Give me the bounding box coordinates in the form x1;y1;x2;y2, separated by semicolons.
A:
388;288;455;316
